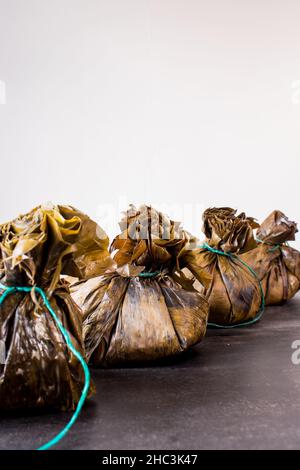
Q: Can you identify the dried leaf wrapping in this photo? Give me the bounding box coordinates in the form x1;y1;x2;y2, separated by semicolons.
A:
202;207;259;254
241;210;300;305
58;205;115;280
180;207;262;325
110;204;189;271
73;205;209;366
0;203;113;410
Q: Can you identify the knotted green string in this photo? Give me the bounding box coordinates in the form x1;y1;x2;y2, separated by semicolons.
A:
200;243;265;329
0;283;90;451
256;237;281;253
138;271;160;278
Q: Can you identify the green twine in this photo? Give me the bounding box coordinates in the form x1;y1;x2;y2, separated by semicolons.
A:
256;237;281;253
268;244;281;252
137;271;160;278
0;282;90;451
200;243;265;329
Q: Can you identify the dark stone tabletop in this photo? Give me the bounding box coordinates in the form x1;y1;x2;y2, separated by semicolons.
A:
1;294;300;450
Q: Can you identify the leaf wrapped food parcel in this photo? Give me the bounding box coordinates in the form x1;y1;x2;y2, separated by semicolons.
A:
0;203;111;410
73;205;209;366
180;207;263;326
241;210;300;305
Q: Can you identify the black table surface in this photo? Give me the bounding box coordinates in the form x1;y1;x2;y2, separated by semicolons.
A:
1;294;300;450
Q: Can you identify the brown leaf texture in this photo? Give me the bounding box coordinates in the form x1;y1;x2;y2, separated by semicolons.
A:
0;203;114;410
242;210;300;305
180;207;262;325
110;204;190;272
72;205;209;365
202;207;259;254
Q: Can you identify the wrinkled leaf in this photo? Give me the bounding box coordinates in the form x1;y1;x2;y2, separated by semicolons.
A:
0;203;103;410
72;205;209;365
180;207;262;325
242;210;300;305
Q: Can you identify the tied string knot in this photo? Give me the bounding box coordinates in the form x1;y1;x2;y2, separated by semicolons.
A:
0;282;90;451
255;237;284;253
129;268;194;291
199;243;265;328
137;271;160;279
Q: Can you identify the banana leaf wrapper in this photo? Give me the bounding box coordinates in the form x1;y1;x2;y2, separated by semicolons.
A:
180;207;262;325
241;210;300;305
73;205;209;366
0;203;111;410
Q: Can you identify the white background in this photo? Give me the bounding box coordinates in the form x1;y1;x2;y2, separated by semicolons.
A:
0;0;300;246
